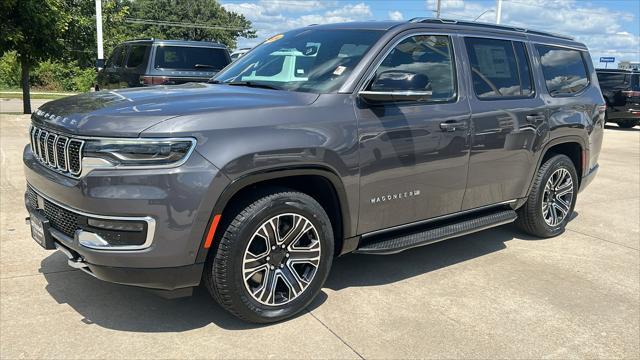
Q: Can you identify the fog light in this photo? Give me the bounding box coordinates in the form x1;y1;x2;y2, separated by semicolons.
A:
77;230;110;248
87;218;145;232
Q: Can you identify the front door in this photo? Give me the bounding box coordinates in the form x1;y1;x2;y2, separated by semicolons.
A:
461;37;547;210
355;33;472;234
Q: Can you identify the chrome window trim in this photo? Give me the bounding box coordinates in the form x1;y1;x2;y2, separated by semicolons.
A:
28;184;156;252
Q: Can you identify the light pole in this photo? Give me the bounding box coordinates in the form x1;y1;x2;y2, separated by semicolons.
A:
496;0;503;24
436;0;441;19
95;0;104;69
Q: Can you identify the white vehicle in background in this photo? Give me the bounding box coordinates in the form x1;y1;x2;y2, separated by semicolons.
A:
230;48;251;61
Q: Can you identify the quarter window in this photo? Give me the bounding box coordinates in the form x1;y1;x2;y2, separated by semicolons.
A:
536;45;589;96
368;34;456;102
465;38;533;98
126;45;148;68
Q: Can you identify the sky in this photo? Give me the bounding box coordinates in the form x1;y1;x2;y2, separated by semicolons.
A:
220;0;640;68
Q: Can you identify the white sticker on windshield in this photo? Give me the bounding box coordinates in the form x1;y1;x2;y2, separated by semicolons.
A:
333;66;347;75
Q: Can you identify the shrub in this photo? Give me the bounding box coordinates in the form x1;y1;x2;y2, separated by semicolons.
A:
0;51;21;89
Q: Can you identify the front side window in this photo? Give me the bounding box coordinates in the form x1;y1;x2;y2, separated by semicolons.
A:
465;38;533;98
213;29;384;93
367;34;456;102
154;46;230;71
536;45;589;96
126;45;148;68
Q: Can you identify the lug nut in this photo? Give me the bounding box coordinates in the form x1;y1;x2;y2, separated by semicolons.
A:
266;256;270;261
280;264;284;268
270;265;275;270
271;246;276;250
285;253;290;258
281;244;285;248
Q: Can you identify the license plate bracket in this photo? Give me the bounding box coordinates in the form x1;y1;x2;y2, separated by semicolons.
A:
29;211;56;250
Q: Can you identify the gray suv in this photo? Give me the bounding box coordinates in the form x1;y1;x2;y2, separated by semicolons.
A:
24;19;604;323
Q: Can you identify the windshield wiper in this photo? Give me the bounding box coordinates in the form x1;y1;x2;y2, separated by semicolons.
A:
225;81;281;90
194;64;216;69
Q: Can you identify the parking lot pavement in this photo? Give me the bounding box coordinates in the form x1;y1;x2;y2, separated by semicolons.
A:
1;114;638;359
0;98;51;113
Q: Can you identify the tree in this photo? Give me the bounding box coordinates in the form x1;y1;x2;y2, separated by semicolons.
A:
127;0;256;49
0;0;70;113
61;0;133;67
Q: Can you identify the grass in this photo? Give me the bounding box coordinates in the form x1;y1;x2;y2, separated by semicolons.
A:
0;88;78;100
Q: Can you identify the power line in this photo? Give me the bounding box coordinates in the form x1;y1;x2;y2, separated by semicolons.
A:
124;18;252;31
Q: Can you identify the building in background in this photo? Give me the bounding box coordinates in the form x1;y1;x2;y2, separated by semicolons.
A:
619;61;640;70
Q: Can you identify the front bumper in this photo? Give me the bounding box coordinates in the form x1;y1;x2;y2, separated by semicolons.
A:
23;145;229;290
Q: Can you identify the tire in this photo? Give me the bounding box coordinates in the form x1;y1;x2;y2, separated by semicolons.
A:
617;120;638;129
204;189;334;323
516;154;578;238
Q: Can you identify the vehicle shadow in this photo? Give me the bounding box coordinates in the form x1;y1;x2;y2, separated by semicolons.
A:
40;217;573;332
605;124;640;131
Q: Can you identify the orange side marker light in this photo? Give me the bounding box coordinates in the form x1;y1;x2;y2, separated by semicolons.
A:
204;214;222;249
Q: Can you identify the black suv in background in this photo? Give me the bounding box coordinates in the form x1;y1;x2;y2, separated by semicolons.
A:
596;69;640;128
96;39;231;90
26;19;604;323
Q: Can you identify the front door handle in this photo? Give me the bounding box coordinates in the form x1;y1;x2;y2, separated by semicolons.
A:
526;113;546;123
440;121;466;132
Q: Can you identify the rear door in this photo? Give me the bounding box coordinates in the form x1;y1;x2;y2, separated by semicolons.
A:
461;37;547;210
122;44;150;88
355;32;472;234
99;45;126;89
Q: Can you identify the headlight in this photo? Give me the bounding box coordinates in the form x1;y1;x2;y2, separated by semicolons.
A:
83;138;196;167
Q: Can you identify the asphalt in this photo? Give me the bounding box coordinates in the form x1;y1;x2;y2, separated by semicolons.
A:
1;113;638;359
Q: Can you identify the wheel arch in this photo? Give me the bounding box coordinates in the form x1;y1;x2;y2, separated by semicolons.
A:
195;166;352;263
526;136;586;198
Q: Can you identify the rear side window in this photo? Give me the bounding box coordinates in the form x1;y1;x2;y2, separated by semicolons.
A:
465;38;533;98
536;45;589;96
107;46;127;68
632;74;640;91
126;45;148;68
596;73;629;90
154;46;230;71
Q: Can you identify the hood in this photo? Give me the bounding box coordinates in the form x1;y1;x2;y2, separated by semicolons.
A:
31;83;319;137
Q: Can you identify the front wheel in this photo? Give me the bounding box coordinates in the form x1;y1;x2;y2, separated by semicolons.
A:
516;154;578;237
204;190;334;323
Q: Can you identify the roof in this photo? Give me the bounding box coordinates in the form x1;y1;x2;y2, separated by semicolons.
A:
122;39;227;48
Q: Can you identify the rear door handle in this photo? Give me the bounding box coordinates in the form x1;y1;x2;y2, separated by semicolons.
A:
440;121;466;132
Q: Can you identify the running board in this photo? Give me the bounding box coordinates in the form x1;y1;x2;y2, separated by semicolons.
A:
354;209;517;255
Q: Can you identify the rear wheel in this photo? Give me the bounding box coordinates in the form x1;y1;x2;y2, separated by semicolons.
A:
204;189;334;323
516;154;578;237
617;120;638;129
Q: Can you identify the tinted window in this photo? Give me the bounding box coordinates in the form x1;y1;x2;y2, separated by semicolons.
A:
126;45;148;68
536;45;589;96
369;34;456;102
597;73;629;90
110;46;127;68
154;46;229;71
465;38;533;98
105;46;121;68
632;74;640;91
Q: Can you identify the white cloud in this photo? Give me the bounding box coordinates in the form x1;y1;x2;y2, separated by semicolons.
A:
388;10;404;21
326;3;372;17
259;0;325;14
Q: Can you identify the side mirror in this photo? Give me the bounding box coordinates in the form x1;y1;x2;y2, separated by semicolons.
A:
359;70;432;103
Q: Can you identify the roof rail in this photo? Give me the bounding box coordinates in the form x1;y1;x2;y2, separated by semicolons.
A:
407;17;574;41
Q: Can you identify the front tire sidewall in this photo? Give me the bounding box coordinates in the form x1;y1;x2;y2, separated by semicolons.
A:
216;194;333;323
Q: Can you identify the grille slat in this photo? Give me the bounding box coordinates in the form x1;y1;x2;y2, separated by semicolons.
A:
46;133;57;166
30;126;83;178
26;187;79;238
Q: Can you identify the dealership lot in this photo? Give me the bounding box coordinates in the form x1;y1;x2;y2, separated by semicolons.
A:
1;113;638;358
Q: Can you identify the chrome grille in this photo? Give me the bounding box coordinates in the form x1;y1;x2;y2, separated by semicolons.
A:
29;125;84;177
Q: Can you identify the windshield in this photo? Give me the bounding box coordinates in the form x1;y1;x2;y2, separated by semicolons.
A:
213;29;383;93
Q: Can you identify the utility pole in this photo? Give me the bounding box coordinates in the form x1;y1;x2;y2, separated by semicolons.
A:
95;0;104;69
436;0;441;18
496;0;503;24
